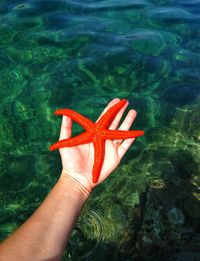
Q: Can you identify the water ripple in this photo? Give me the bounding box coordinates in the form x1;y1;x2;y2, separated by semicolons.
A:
147;7;199;25
67;206;124;259
69;0;149;11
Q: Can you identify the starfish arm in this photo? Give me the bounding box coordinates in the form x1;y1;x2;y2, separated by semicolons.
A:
96;99;127;129
92;136;105;183
50;132;93;151
55;109;95;131
100;129;144;139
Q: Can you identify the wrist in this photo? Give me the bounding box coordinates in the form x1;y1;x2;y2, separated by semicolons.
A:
59;170;91;199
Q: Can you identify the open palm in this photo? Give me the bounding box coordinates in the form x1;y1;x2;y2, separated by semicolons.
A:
59;98;137;191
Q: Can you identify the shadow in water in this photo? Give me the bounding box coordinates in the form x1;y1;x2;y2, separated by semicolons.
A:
122;149;200;261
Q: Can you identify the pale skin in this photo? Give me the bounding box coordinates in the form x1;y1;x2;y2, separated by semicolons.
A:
0;98;137;261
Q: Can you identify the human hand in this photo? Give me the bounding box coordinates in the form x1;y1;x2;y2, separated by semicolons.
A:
57;98;138;193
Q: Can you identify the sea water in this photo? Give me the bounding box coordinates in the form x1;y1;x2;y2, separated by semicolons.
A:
0;0;200;260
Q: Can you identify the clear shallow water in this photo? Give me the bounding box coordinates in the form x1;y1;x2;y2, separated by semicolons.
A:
0;0;200;260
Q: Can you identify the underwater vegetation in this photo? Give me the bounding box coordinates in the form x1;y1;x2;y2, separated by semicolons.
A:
0;0;200;260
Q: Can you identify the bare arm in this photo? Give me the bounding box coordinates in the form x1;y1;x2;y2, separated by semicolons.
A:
0;173;90;261
0;98;138;261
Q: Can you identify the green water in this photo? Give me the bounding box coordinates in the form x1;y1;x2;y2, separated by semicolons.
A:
0;0;200;260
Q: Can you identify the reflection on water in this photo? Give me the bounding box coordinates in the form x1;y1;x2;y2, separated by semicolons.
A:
0;0;200;260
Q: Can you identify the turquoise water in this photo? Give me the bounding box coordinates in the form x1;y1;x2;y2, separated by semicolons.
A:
0;0;200;260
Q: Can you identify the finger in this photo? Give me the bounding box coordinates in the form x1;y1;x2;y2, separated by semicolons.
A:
118;109;137;131
109;101;129;130
59;115;72;141
118;138;135;159
114;109;137;145
96;98;120;122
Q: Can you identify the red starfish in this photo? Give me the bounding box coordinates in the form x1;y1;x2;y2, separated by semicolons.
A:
50;99;144;183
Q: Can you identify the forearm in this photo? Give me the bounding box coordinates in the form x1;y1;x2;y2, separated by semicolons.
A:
0;172;90;261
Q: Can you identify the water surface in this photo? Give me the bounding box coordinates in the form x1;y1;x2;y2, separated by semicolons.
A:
0;0;200;260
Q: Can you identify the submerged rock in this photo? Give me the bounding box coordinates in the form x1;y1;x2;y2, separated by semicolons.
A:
119;99;200;260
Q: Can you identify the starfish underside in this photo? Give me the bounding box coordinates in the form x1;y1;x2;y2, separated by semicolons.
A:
50;99;144;183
